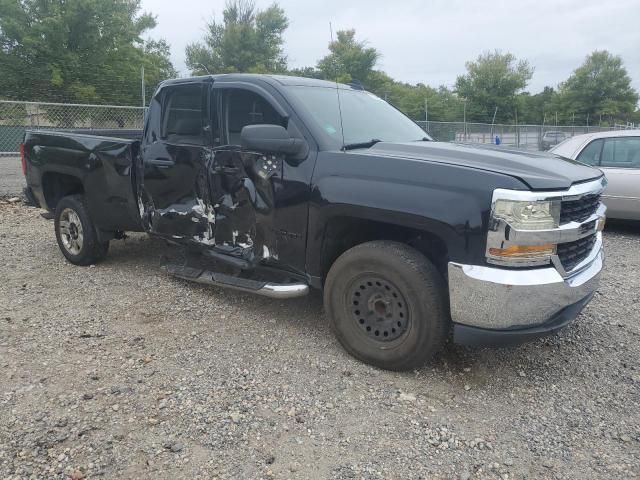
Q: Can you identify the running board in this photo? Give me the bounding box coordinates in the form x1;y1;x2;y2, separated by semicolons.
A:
162;264;309;299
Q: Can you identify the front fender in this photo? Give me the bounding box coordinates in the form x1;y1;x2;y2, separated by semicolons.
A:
307;151;527;278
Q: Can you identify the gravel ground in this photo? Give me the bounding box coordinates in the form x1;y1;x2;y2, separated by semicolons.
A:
0;201;639;480
0;157;23;198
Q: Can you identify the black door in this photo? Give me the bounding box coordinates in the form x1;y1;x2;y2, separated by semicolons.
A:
140;82;217;243
205;85;288;265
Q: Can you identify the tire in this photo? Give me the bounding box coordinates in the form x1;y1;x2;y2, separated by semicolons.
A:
324;240;449;371
54;195;109;266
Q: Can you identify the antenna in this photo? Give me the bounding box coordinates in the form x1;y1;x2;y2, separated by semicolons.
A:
194;63;211;75
329;22;346;151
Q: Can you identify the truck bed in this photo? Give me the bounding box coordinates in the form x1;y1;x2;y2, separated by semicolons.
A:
60;129;142;141
23;129;143;233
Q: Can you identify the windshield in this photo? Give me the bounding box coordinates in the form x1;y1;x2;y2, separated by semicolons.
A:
287;86;431;149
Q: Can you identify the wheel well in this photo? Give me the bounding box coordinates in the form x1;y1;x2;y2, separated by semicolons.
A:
42;173;84;210
320;216;449;282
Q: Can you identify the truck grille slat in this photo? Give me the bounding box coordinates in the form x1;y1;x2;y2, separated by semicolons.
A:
560;194;600;224
557;233;597;272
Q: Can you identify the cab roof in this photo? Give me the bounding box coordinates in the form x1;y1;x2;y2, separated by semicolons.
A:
158;73;360;91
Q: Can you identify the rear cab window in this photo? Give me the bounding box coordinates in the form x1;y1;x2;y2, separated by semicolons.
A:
161;84;204;145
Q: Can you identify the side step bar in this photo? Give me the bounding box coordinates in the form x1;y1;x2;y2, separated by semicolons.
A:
163;264;309;299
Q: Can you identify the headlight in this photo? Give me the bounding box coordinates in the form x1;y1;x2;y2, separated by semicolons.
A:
493;199;560;231
487;198;561;266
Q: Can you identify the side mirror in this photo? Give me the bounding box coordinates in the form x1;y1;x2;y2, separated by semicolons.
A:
240;124;305;156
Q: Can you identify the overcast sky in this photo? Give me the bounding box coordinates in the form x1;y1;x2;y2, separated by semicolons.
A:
140;0;640;94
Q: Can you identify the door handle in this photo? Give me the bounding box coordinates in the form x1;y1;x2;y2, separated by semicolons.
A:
213;165;240;174
146;158;174;168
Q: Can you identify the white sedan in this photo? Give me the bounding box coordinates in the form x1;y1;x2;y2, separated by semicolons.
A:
551;130;640;220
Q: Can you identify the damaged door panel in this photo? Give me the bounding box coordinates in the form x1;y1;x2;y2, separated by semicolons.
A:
140;79;287;267
140;82;217;243
207;147;282;264
141;145;215;241
199;85;291;266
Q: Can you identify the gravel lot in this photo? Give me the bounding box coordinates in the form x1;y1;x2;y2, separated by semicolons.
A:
0;156;23;198
1;199;639;479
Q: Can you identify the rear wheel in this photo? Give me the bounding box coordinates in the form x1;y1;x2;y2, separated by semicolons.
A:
324;241;448;371
54;195;109;265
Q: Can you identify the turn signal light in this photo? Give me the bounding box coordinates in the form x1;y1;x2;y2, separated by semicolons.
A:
488;244;556;258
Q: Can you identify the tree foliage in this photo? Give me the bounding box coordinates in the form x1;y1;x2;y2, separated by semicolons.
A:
185;0;288;75
557;50;638;123
455;51;534;122
365;71;460;122
142;39;178;103
0;0;638;124
517;86;558;124
288;66;325;79
0;0;176;104
317;29;379;85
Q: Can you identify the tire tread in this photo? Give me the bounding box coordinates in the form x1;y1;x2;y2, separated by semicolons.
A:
324;240;449;371
54;194;109;266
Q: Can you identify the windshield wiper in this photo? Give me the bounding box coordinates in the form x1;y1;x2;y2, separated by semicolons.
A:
342;139;383;151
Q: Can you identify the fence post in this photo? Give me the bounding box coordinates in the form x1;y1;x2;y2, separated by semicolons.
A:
539;124;543;149
514;108;519;148
463;99;467;141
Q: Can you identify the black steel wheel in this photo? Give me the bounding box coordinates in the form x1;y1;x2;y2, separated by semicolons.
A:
349;275;410;343
324;240;449;371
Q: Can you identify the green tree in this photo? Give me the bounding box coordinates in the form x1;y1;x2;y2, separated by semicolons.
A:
317;29;379;85
143;39;178;104
185;0;288;75
367;71;435;120
288;66;325;80
0;0;176;104
517;86;559;124
455;50;533;122
557;50;638;124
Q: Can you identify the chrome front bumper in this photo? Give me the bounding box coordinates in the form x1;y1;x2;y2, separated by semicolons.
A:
448;235;603;331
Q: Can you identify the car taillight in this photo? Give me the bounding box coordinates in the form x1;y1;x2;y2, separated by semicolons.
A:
19;143;26;175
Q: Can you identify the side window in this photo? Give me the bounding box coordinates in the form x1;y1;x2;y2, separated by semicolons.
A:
161;84;204;144
576;139;604;166
223;89;285;146
601;137;640;168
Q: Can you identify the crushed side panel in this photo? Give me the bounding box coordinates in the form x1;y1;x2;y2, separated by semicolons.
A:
207;149;281;264
139;148;217;242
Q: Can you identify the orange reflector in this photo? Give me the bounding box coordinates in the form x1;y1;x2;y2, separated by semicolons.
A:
489;244;556;258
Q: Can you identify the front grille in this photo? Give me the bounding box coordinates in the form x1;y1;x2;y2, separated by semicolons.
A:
557;233;597;272
560;194;600;224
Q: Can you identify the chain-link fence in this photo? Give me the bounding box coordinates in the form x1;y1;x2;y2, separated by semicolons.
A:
2;99;636;155
417;121;635;151
0;100;145;155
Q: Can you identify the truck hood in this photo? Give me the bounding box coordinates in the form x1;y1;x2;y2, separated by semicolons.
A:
362;141;602;190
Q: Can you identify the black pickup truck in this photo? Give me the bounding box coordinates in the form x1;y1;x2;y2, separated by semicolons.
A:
23;74;607;370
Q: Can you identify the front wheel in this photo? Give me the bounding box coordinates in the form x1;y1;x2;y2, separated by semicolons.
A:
54;195;109;266
324;241;449;371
